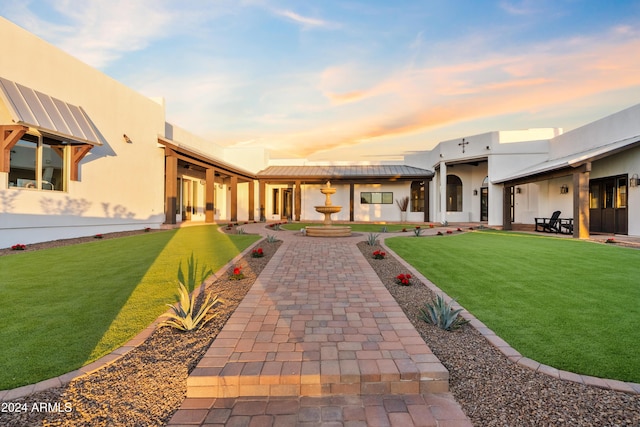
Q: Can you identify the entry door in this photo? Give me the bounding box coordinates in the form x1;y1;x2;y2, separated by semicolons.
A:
480;187;489;221
589;176;628;234
182;178;192;221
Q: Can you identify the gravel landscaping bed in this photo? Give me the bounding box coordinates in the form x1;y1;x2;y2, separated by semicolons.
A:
2;231;639;426
357;240;640;427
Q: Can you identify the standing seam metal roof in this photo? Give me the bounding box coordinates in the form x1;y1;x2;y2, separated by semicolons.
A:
257;165;433;178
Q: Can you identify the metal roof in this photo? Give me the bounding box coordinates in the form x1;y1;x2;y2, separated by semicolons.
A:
257;164;433;180
492;134;640;184
0;77;102;145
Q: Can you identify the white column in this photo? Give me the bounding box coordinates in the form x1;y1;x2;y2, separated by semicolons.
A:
440;162;447;223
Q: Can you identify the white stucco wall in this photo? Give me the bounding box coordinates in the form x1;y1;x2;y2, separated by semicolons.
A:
0;18;168;248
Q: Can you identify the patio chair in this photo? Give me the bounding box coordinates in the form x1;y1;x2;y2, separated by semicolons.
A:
535;211;561;233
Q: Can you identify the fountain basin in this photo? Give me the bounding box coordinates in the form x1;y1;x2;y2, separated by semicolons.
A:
305;225;352;237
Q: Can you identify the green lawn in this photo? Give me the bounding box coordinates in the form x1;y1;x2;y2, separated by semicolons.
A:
385;231;640;383
0;225;259;389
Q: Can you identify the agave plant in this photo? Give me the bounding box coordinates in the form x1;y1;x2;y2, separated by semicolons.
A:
419;295;469;331
266;234;278;243
366;233;380;246
160;283;220;331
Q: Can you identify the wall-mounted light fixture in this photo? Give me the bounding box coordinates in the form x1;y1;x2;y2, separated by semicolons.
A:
485;145;491;150
123;134;132;144
560;185;569;194
473;189;478;196
516;187;522;194
630;174;639;187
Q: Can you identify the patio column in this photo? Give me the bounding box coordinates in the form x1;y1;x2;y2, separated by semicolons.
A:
248;180;255;221
349;183;355;222
294;180;302;221
573;163;591;239
259;180;266;221
230;175;238;222
165;149;178;224
423;180;430;223
205;167;215;223
439;162;447;223
503;185;513;230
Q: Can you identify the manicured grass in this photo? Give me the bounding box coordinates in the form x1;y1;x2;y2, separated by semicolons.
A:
280;222;429;233
0;225;259;389
385;231;640;383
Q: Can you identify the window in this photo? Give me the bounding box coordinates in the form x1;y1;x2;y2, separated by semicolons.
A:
617;177;627;208
446;175;462;212
360;192;393;204
9;134;66;191
410;181;424;212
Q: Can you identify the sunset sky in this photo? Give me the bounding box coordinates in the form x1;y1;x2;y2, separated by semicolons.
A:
2;1;640;161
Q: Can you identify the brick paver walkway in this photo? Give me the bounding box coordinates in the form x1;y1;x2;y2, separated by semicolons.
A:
168;227;472;426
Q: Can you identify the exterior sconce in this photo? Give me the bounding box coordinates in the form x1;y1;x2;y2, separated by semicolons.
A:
473;189;478;196
560;185;569;194
516;187;522;194
630;174;639;187
123;134;132;144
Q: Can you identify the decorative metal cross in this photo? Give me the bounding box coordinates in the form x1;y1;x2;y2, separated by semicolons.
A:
458;138;469;153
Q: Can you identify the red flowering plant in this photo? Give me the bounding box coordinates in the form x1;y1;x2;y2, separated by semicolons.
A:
446;230;453;234
395;273;412;286
437;231;443;236
252;248;264;258
11;244;26;251
605;238;616;244
429;223;434;228
402;228;407;232
456;228;462;232
230;266;245;280
144;227;151;232
372;250;386;259
94;234;103;239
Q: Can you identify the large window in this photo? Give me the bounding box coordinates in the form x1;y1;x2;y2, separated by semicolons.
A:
9;134;67;191
446;175;462;212
410;181;424;212
360;192;393;204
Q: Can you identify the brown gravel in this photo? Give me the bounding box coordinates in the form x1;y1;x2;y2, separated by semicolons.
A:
2;231;639;426
357;240;640;427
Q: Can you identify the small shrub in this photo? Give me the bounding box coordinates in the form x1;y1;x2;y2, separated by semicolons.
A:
402;228;407;232
266;234;278;243
413;227;423;237
366;233;380;246
419;295;469;331
436;231;443;236
230;266;244;280
11;244;26;251
144;227;151;232
381;226;388;233
94;234;103;239
395;273;412;286
605;238;616;244
159;283;220;331
252;248;264;258
446;230;453;234
372;250;386;259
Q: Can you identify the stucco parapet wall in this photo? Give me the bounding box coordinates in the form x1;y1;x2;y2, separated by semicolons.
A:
0;229;256;401
377;232;640;396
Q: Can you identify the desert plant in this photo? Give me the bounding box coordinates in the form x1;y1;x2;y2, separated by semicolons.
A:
396;196;409;212
381;226;388;233
236;227;246;234
366;233;380;246
252;248;264;258
419;295;469;331
159;283;219;331
266;234;278;243
413;226;423;237
230;266;244;280
178;253;213;291
395;273;412;286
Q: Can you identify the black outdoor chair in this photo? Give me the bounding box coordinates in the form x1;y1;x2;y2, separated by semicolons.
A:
535;210;562;233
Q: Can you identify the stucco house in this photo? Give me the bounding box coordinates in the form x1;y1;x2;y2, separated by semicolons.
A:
1;17;639;248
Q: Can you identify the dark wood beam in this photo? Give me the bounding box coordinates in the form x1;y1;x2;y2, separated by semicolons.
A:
165;149;178;224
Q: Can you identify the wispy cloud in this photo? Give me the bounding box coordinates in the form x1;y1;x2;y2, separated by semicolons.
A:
7;0;175;68
274;9;337;29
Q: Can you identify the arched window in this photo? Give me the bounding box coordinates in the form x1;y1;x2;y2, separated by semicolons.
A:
482;176;489;187
446;175;462;212
410;181;424;212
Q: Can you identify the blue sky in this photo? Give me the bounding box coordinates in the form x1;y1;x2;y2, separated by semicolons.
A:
2;1;640;161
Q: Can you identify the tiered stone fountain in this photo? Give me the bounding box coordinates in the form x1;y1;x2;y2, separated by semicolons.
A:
305;181;352;237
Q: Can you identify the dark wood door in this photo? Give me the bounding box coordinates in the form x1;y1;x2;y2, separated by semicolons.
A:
589;176;627;234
